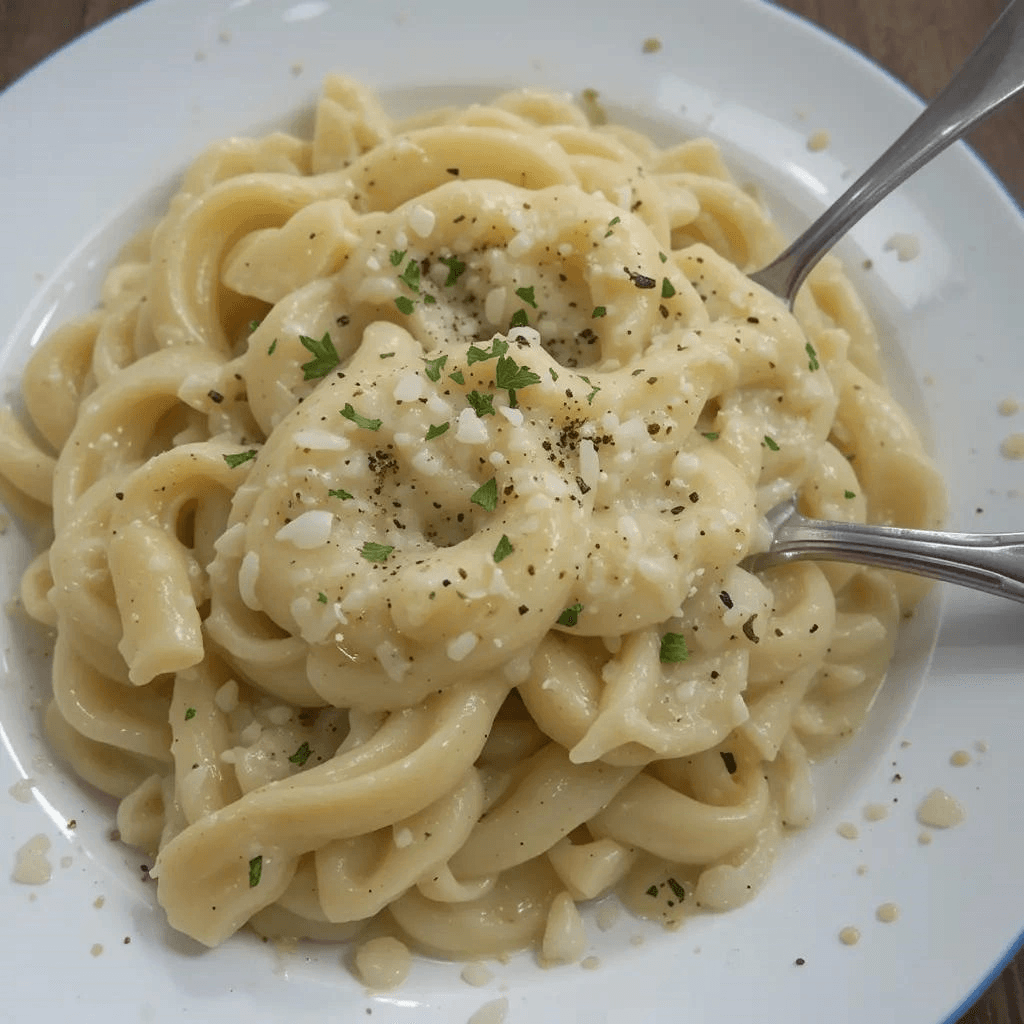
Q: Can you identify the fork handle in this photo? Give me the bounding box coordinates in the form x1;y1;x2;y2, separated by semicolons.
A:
749;0;1024;304
744;508;1024;604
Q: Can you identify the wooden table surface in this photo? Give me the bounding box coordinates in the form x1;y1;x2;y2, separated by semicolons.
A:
1;2;1022;1022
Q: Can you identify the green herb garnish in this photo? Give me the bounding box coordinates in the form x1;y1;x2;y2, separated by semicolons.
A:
509;309;529;329
298;331;340;380
267;338;277;355
184;707;196;721
470;477;498;512
658;251;668;263
515;285;538;308
425;422;450;440
328;488;353;500
317;592;328;604
288;741;311;766
645;884;659;898
449;368;466;385
702;431;719;441
667;877;686;901
394;295;415;315
467;337;509;364
360;541;395;563
659;632;689;663
248;855;262;888
805;342;820;371
223;450;258;469
423;354;448;381
557;601;583;627
763;435;780;451
466;391;496;417
399;259;421;293
493;534;514;563
592;306;607;319
844;489;856;499
496;354;541;399
389;249;406;267
604;215;621;238
438;254;467;286
341;403;382;431
661;278;676;299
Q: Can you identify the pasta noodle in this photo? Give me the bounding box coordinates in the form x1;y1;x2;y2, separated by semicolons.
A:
0;76;945;965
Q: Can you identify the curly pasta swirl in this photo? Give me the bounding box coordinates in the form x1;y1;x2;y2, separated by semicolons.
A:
0;77;945;964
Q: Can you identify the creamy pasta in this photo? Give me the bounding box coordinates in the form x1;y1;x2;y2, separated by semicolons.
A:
0;77;944;962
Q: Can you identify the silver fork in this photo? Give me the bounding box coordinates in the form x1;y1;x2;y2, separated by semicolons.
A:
743;499;1024;604
750;0;1024;306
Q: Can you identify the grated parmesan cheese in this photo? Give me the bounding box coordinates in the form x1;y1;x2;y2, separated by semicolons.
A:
447;631;479;661
275;510;334;549
409;204;436;238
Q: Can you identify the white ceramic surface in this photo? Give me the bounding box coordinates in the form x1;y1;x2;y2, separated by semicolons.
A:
1;1;1022;1021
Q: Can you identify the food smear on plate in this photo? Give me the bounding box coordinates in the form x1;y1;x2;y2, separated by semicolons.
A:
883;232;920;262
0;77;945;966
863;802;889;822
12;833;52;885
876;901;899;923
806;129;830;152
916;788;965;829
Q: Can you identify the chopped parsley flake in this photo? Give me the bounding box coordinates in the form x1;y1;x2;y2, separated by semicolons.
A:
394;295;415;315
667;877;686;901
267;338;277;355
645;884;659;898
438;254;467;286
288;741;312;766
604;215;621;238
466;390;496;417
341;403;382;431
661;278;676;299
328;488;353;500
360;541;395;563
702;431;719;441
592;306;607;318
425;422;450;440
248;855;262;888
317;592;328;604
470;477;498;511
509;309;529;329
223;449;258;468
658;251;668;263
496;354;541;397
389;249;406;266
493;534;514;563
659;632;689;663
423;354;448;381
449;368;466;385
423;293;437;305
248;319;262;333
549;367;559;382
299;331;340;380
515;285;538;308
763;435;780;451
184;707;196;721
379;351;396;359
468;337;509;364
399;259;421;293
579;374;601;405
844;489;857;499
557;602;583;627
806;342;820;371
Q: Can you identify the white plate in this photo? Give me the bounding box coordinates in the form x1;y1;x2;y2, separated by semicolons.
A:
1;1;1023;1021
